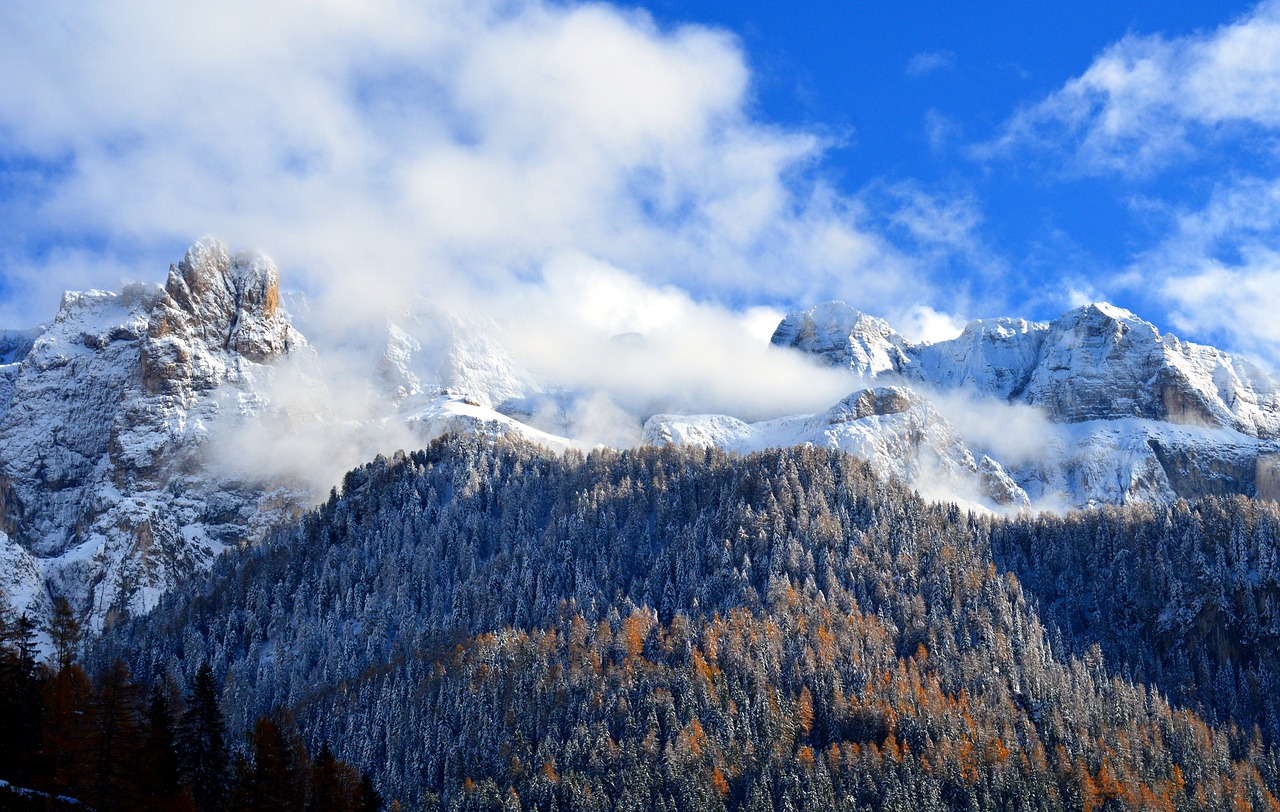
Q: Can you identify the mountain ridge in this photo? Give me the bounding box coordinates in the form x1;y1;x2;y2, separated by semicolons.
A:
3;242;1280;637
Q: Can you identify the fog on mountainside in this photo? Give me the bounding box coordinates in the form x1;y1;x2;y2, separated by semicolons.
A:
5;238;1280;644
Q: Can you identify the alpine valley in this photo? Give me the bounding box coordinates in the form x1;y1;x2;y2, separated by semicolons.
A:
4;240;1280;810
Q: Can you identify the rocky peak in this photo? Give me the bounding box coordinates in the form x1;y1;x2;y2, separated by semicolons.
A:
828;386;917;423
0;238;325;636
1021;303;1165;423
1023;303;1280;436
777;299;1280;439
906;316;1047;400
143;237;303;394
771;301;911;376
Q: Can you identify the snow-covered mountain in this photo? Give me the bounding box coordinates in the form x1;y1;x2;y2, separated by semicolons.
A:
5;241;1280;637
773;300;1280;436
0;239;557;636
0;240;334;634
707;300;1280;509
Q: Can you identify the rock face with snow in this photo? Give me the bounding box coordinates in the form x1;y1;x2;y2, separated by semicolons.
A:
645;386;1030;511
0;240;321;632
771;302;910;376
0;240;559;636
775;301;1280;437
763;300;1280;509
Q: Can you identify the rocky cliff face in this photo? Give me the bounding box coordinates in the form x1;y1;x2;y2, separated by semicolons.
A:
766;300;1280;508
0;239;316;634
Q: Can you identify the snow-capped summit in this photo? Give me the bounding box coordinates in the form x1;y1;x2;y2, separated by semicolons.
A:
755;299;1280;509
144;238;303;387
905;316;1046;401
770;301;911;377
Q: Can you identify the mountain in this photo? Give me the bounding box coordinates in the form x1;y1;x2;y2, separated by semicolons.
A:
6;241;1280;636
773;300;1280;436
649;300;1280;511
0;239;561;636
0;240;325;635
99;437;1280;809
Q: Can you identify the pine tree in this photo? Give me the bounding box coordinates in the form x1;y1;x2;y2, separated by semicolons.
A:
87;659;147;811
145;681;184;810
46;596;81;673
358;771;384;812
181;664;228;812
0;600;42;786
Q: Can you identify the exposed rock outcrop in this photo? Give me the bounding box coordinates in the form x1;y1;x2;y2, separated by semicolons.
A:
769;300;1280;508
0;238;315;634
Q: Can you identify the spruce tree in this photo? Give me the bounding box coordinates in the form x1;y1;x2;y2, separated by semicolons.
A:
180;664;228;812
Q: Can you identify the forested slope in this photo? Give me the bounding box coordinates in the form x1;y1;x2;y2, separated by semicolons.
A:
102;436;1280;810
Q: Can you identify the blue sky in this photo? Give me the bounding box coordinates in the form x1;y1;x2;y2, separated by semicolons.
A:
626;1;1274;338
2;0;1280;367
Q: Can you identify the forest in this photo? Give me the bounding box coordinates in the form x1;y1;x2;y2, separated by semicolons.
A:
6;434;1280;809
0;598;382;810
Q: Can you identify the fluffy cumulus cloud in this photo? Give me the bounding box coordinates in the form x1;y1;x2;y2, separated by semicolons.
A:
983;0;1280;175
0;0;993;458
0;0;934;331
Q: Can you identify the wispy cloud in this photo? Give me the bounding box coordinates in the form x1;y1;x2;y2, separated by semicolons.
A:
979;1;1280;176
905;50;955;78
970;0;1280;367
1128;176;1280;363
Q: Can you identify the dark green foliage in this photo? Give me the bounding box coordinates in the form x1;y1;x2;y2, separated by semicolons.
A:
144;682;184;809
46;597;80;674
87;659;148;811
0;604;41;787
0;616;375;810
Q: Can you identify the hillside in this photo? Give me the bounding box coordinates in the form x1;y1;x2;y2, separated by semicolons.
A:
101;436;1280;809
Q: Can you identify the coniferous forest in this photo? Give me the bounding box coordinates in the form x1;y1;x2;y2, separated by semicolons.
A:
7;435;1280;809
0;605;382;811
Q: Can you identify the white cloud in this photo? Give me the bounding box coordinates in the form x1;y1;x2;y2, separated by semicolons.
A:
983;0;1280;175
1127;176;1280;362
897;305;966;344
1164;258;1280;351
0;0;931;328
0;0;1047;466
905;51;955;78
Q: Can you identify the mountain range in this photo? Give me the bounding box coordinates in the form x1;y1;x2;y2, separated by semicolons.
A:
2;238;1278;637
